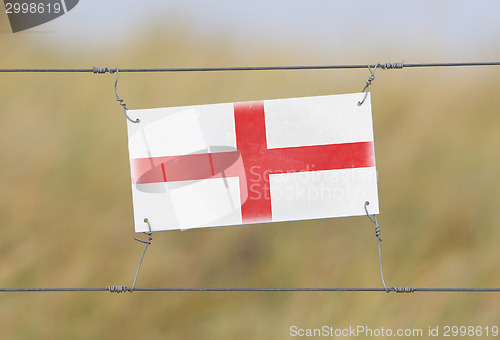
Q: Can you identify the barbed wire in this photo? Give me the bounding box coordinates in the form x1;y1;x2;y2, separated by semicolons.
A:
0;61;499;73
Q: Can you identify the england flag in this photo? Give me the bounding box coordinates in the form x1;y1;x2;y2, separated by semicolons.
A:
126;93;379;232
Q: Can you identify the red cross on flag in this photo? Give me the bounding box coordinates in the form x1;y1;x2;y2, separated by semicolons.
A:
127;93;378;232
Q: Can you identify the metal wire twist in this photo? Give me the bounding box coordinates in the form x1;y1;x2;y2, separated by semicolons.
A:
108;286;129;293
104;219;154;293
357;64;378;106
364;201;389;292
364;201;416;294
92;67;114;74
380;61;404;69
93;66;139;123
129;218;153;292
112;68;139;123
392;286;415;293
357;61;404;106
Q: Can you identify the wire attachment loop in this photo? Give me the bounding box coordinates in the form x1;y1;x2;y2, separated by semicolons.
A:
364;201;389;292
129;218;154;292
93;66;139;123
134;218;153;245
113;68;140;123
357;64;378;106
107;219;153;294
357;61;404;106
364;201;382;242
365;201;415;294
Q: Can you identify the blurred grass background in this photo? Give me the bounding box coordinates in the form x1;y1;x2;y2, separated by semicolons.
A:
1;10;500;340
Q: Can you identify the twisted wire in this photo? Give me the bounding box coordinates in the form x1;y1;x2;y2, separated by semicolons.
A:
391;286;415;293
129;218;153;292
364;201;389;292
92;67;115;74
357;64;378;106
364;202;416;294
112;68;139;123
380;61;404;69
108;286;129;293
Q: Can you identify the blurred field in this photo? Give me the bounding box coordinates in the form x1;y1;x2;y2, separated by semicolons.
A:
1;16;500;340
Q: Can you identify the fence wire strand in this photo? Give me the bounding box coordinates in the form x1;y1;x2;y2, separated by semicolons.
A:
1;287;500;293
0;62;500;73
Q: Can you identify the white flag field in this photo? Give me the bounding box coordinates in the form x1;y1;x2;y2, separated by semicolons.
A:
126;93;379;232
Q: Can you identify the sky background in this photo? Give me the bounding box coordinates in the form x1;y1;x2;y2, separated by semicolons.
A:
4;0;500;63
